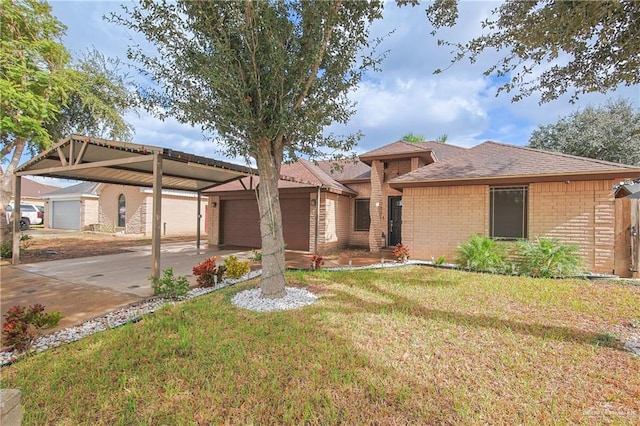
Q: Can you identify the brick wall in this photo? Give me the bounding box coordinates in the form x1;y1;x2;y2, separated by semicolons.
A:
402;185;487;262
402;179;619;274
529;180;617;274
315;192;351;253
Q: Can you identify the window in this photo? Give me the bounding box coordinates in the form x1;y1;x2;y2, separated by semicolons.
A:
117;194;126;228
489;186;528;239
354;199;370;231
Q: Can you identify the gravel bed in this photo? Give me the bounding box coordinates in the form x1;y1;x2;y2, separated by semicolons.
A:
232;287;318;312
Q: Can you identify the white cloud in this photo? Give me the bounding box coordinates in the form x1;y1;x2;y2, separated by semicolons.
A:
45;0;639;161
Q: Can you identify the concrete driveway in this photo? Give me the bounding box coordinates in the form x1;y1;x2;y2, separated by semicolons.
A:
1;243;248;338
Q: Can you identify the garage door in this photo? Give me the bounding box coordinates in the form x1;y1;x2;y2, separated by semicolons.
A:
220;196;310;251
52;200;81;230
220;199;261;248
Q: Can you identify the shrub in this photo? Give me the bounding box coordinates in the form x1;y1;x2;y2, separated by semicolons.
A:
435;255;446;266
0;233;33;259
515;237;583;278
2;304;62;352
310;254;324;270
192;256;222;287
250;249;262;262
456;234;508;273
223;255;250;279
392;243;410;262
149;267;190;300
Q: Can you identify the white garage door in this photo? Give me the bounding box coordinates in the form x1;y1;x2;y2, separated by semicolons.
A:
52;200;81;230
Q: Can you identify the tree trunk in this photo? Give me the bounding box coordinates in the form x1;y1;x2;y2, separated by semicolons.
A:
0;139;26;247
255;139;287;299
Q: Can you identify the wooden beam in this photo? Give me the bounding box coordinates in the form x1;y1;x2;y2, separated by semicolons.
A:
196;192;202;250
151;152;163;282
74;140;89;165
56;146;68;166
12;176;21;264
16;155;153;176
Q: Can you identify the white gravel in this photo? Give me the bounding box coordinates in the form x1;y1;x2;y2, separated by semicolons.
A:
231;287;318;312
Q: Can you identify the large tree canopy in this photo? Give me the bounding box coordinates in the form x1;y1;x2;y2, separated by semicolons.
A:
1;0;135;245
113;0;384;298
528;99;640;166
413;0;640;103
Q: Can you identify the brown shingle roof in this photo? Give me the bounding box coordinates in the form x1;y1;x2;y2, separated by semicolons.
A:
315;159;371;181
390;141;640;187
206;160;357;195
21;177;60;197
359;140;467;164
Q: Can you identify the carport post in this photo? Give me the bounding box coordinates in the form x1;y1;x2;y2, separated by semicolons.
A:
196;191;201;250
151;153;163;282
11;175;22;264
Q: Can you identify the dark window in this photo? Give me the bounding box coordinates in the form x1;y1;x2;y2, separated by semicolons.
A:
490;186;528;239
118;194;126;228
354;199;370;231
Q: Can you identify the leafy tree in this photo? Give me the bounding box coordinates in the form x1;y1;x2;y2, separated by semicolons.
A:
409;0;640;103
45;50;135;143
1;0;72;243
112;0;384;298
528;99;640;166
402;133;425;143
1;0;135;245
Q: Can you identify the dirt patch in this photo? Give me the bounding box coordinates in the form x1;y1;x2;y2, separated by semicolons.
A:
12;233;199;264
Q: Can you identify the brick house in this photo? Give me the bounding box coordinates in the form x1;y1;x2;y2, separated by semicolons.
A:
206;140;640;276
43;182;207;235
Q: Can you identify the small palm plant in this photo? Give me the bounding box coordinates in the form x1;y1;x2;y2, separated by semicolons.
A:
456;233;508;273
515;237;583;278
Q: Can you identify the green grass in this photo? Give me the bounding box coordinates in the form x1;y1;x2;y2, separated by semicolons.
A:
2;267;639;424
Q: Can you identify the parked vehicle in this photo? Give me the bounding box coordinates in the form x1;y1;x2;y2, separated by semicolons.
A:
6;203;44;231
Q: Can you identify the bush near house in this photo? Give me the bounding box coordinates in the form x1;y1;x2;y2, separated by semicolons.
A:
456;234;584;278
456;234;508;274
392;243;410;263
515;237;583;278
149;268;190;300
223;255;250;279
2;304;62;352
193;256;224;287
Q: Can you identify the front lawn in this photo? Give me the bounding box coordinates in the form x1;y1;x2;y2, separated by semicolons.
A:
2;267;639;424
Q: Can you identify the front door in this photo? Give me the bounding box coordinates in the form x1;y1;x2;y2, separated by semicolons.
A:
388;196;402;246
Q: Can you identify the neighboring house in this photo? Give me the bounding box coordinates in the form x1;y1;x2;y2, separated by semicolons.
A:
43;182;207;235
11;177;60;207
206;140;640;277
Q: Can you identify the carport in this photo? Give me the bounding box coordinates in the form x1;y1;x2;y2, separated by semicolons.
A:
12;134;256;280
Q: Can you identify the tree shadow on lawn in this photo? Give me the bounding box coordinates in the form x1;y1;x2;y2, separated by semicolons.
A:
323;279;622;350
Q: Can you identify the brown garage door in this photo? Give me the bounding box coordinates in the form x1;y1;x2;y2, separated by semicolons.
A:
220;199;261;248
220;196;310;251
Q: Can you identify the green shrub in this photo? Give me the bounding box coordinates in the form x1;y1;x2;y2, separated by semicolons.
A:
250;249;262;262
224;255;250;279
515;237;583;278
149;267;190;300
0;233;33;259
435;255;446;266
456;234;508;273
2;304;62;352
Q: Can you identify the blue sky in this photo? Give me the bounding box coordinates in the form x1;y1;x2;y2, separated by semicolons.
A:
46;0;639;164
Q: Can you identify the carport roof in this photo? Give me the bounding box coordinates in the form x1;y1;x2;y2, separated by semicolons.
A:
16;134;256;192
